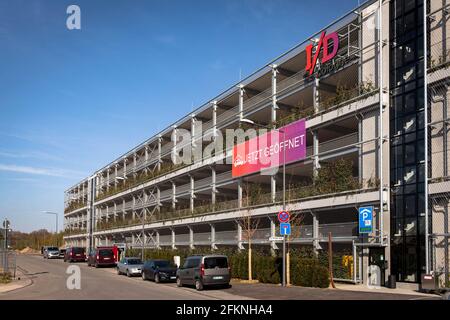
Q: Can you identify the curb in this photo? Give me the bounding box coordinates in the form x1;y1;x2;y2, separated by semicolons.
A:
0;268;33;294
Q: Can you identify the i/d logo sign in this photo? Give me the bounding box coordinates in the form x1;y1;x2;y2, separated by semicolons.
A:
359;206;373;234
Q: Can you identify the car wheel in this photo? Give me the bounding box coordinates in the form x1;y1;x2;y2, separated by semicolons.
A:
176;277;183;287
95;263;98;268
155;273;160;283
117;268;121;275
126;270;131;277
142;272;147;281
195;279;204;291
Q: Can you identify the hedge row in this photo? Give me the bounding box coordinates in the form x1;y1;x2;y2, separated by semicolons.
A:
125;247;330;288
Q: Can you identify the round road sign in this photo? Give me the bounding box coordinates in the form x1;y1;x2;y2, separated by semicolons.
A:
278;211;290;223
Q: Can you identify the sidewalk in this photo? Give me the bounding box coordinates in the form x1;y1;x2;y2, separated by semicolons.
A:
226;280;440;300
0;269;32;294
334;283;438;298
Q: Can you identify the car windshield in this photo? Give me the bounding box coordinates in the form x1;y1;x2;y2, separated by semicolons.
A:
99;249;113;257
204;257;228;269
154;260;174;268
48;247;59;251
73;248;84;254
127;259;142;265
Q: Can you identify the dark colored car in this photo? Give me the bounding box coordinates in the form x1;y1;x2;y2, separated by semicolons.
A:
142;259;177;283
87;247;116;267
59;248;66;258
176;255;230;290
64;247;86;262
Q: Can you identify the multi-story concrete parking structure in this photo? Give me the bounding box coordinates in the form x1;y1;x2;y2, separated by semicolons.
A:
64;0;450;288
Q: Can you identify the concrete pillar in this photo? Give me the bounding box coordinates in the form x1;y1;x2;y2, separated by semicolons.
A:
212;101;218;139
122;199;126;220
124;158;127;179
313;78;320;113
270;218;278;252
106;169;110;192
312;212;320;254
158;135;162;171
211;166;216;209
106;205;109;222
237;178;243;208
171;181;176;210
239;85;244;121
189;226;194;250
133;153;137;177
172;126;178;165
237;223;244;250
114;163;118;188
155;230;160;249
210;224;216;250
313;130;320;178
113;203;117;222
132;196;136;220
190;175;195;214
171;228;176;250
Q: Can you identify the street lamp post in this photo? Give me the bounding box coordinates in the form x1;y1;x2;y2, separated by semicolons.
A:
43;211;59;234
240;118;287;286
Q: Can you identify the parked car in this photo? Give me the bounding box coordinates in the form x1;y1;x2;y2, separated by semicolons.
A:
142;259;177;282
59;248;66;258
43;246;60;259
87;247;116;268
116;257;143;277
64;247;86;262
176;255;230;291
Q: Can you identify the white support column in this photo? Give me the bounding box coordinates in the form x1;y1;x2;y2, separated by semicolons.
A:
237;179;243;208
237;223;244;250
270;218;278;251
189;226;194;250
156;186;161;211
123;158;127;179
171;181;176;210
313;78;320;113
190;175;195;213
171;228;176;250
312;212;320;254
155;230;161;249
212;101;218;139
158;135;162;171
114;163;118;188
106;169;110;192
122;199;126;220
132;234;135;247
239;84;244;121
133;153;137;177
171;126;178;165
132;196;136;220
106;205;109;222
313;130;320;178
210;224;217;250
211;166;216;209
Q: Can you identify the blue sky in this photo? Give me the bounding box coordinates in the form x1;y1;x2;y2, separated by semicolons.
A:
0;0;361;232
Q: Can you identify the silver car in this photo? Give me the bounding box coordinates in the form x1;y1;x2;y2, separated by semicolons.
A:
44;246;61;259
116;257;143;277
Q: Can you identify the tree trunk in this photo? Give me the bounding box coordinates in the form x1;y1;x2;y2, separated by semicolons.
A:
248;240;252;281
287;251;290;285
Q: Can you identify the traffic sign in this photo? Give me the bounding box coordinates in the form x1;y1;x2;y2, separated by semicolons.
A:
269;236;284;242
280;223;291;236
278;211;290;223
359;206;373;234
2;219;10;229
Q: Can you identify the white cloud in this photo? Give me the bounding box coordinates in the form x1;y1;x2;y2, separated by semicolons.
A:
0;150;63;161
0;163;84;179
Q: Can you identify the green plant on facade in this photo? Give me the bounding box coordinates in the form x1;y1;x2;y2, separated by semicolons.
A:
64;201;86;214
95;162;185;202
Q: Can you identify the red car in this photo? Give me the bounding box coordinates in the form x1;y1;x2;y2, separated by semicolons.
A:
87;246;117;268
64;247;86;262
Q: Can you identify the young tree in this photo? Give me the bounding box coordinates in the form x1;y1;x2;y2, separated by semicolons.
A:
286;211;305;285
238;181;260;282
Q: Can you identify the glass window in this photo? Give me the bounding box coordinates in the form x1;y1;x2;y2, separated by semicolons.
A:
204;257;228;269
404;143;416;165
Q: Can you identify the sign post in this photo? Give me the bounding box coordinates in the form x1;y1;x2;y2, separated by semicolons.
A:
278;211;290;287
359;207;374;234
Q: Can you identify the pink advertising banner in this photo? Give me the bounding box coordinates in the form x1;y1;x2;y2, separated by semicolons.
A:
232;119;307;178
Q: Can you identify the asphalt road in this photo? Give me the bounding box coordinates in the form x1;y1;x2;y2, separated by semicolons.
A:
0;254;249;300
0;254;440;300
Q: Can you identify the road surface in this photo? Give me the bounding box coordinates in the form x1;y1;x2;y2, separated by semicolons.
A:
0;254;439;300
0;254;248;300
